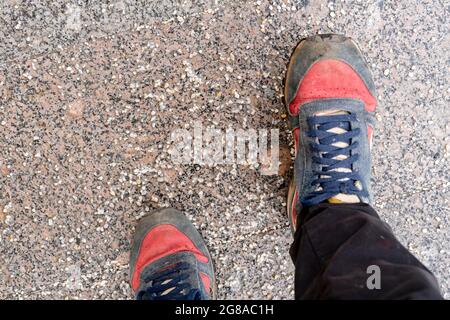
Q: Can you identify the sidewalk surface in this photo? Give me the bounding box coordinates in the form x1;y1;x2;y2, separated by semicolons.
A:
0;0;448;299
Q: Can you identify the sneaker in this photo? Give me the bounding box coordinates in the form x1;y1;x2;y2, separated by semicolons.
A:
129;208;216;300
285;34;377;234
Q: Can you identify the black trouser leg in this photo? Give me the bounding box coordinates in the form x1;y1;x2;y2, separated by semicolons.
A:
290;203;443;299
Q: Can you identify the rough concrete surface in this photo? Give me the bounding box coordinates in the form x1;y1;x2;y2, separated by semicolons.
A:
0;0;448;299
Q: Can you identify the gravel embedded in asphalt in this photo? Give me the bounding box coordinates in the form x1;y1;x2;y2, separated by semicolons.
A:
0;0;448;299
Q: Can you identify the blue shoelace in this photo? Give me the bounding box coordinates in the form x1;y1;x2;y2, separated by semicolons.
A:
137;262;202;300
303;113;367;206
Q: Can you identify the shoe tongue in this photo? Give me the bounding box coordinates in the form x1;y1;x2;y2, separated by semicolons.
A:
315;110;360;204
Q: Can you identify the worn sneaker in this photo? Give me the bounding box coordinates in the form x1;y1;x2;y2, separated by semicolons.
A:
285;34;377;234
130;208;216;300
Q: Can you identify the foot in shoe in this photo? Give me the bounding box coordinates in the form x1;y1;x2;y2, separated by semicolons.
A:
129;208;216;300
285;34;377;233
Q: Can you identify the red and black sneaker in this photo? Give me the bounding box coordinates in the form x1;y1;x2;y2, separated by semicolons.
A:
129;208;216;300
285;34;377;234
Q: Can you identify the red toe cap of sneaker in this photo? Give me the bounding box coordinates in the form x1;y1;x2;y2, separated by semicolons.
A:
131;224;209;291
289;59;377;115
